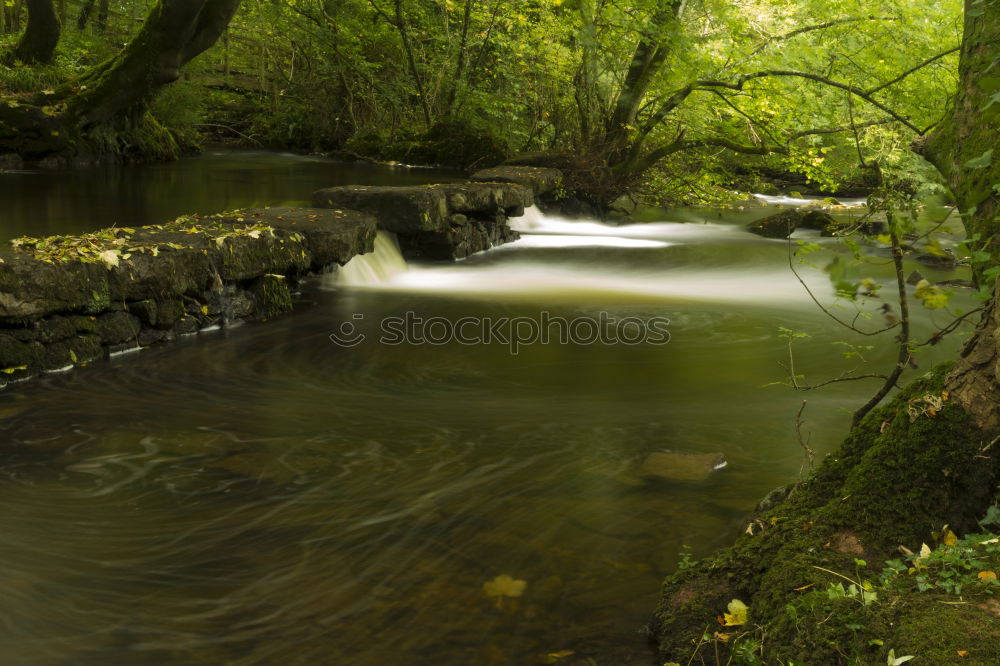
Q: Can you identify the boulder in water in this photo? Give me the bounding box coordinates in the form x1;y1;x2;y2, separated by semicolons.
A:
639;451;727;482
746;210;802;238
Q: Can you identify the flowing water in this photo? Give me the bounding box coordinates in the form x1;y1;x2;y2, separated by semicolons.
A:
0;152;975;664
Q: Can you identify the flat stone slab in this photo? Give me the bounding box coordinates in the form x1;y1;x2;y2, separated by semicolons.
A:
0;206;376;322
470;166;563;195
0;206;376;383
639;451;728;482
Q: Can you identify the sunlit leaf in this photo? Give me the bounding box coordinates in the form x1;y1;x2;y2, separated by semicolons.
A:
98;249;120;268
722;599;748;626
964;149;993;169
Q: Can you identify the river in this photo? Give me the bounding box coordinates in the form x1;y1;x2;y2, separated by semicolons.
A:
0;150;973;664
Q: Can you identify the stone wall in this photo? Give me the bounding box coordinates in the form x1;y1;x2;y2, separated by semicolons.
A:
0;165;563;387
0;206;376;386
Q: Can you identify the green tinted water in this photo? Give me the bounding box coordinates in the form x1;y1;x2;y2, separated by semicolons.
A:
0;153;973;665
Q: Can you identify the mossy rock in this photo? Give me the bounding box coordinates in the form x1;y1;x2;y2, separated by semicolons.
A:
651;366;1000;664
248;275;293;321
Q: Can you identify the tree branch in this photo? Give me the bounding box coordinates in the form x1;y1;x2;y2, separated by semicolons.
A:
694;70;922;134
865;46;960;95
745;16;894;63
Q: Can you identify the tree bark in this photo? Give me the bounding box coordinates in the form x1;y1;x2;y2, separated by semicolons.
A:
917;0;1000;284
6;0;60;65
945;281;1000;433
64;0;242;130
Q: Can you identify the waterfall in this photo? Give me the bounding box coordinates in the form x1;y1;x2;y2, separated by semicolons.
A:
509;205;547;232
334;231;408;286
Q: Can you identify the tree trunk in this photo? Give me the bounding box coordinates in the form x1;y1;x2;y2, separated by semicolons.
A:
64;0;242;130
651;3;1000;661
602;2;683;164
76;0;93;31
393;0;433;128
96;0;108;33
917;0;1000;284
5;0;60;65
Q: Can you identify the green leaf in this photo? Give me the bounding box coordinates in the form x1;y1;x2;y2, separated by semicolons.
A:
964;149;993;170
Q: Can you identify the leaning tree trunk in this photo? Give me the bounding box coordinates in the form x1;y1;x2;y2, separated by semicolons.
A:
64;0;242;131
5;0;60;65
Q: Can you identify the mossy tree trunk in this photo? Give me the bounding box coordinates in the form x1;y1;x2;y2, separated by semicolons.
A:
0;0;241;160
4;0;60;65
917;0;1000;284
652;3;1000;661
63;0;242;131
651;292;1000;663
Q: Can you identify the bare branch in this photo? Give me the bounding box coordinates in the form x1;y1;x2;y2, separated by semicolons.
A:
745;17;894;63
853;215;912;426
694;70;922;134
865;46;960;95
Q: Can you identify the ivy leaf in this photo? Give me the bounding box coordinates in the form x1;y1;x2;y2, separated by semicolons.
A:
964;149;993;170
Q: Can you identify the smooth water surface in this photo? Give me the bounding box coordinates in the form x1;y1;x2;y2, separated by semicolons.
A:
0;149;462;242
0;155;975;665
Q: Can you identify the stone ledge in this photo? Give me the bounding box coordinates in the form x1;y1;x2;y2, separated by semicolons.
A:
469;166;563;195
0;206;376;385
312;182;533;259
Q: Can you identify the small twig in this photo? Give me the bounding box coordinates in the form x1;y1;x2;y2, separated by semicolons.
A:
795;400;816;477
685;625;711;666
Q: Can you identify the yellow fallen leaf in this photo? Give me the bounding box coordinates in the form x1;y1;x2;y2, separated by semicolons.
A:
978;571;997;583
723;599;748;626
483;574;526;599
957;650;969;657
543;650;574;663
98;249;120;268
942;527;958;546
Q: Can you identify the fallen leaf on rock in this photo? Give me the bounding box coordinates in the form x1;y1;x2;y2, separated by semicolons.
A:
723;599;748;626
98;249;120;268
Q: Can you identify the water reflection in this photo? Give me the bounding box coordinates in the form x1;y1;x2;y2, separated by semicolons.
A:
0;150;463;242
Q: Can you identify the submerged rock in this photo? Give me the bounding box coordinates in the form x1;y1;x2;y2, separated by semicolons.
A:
747;208;838;239
915;252;958;270
746;210;802;238
639;451;727;482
